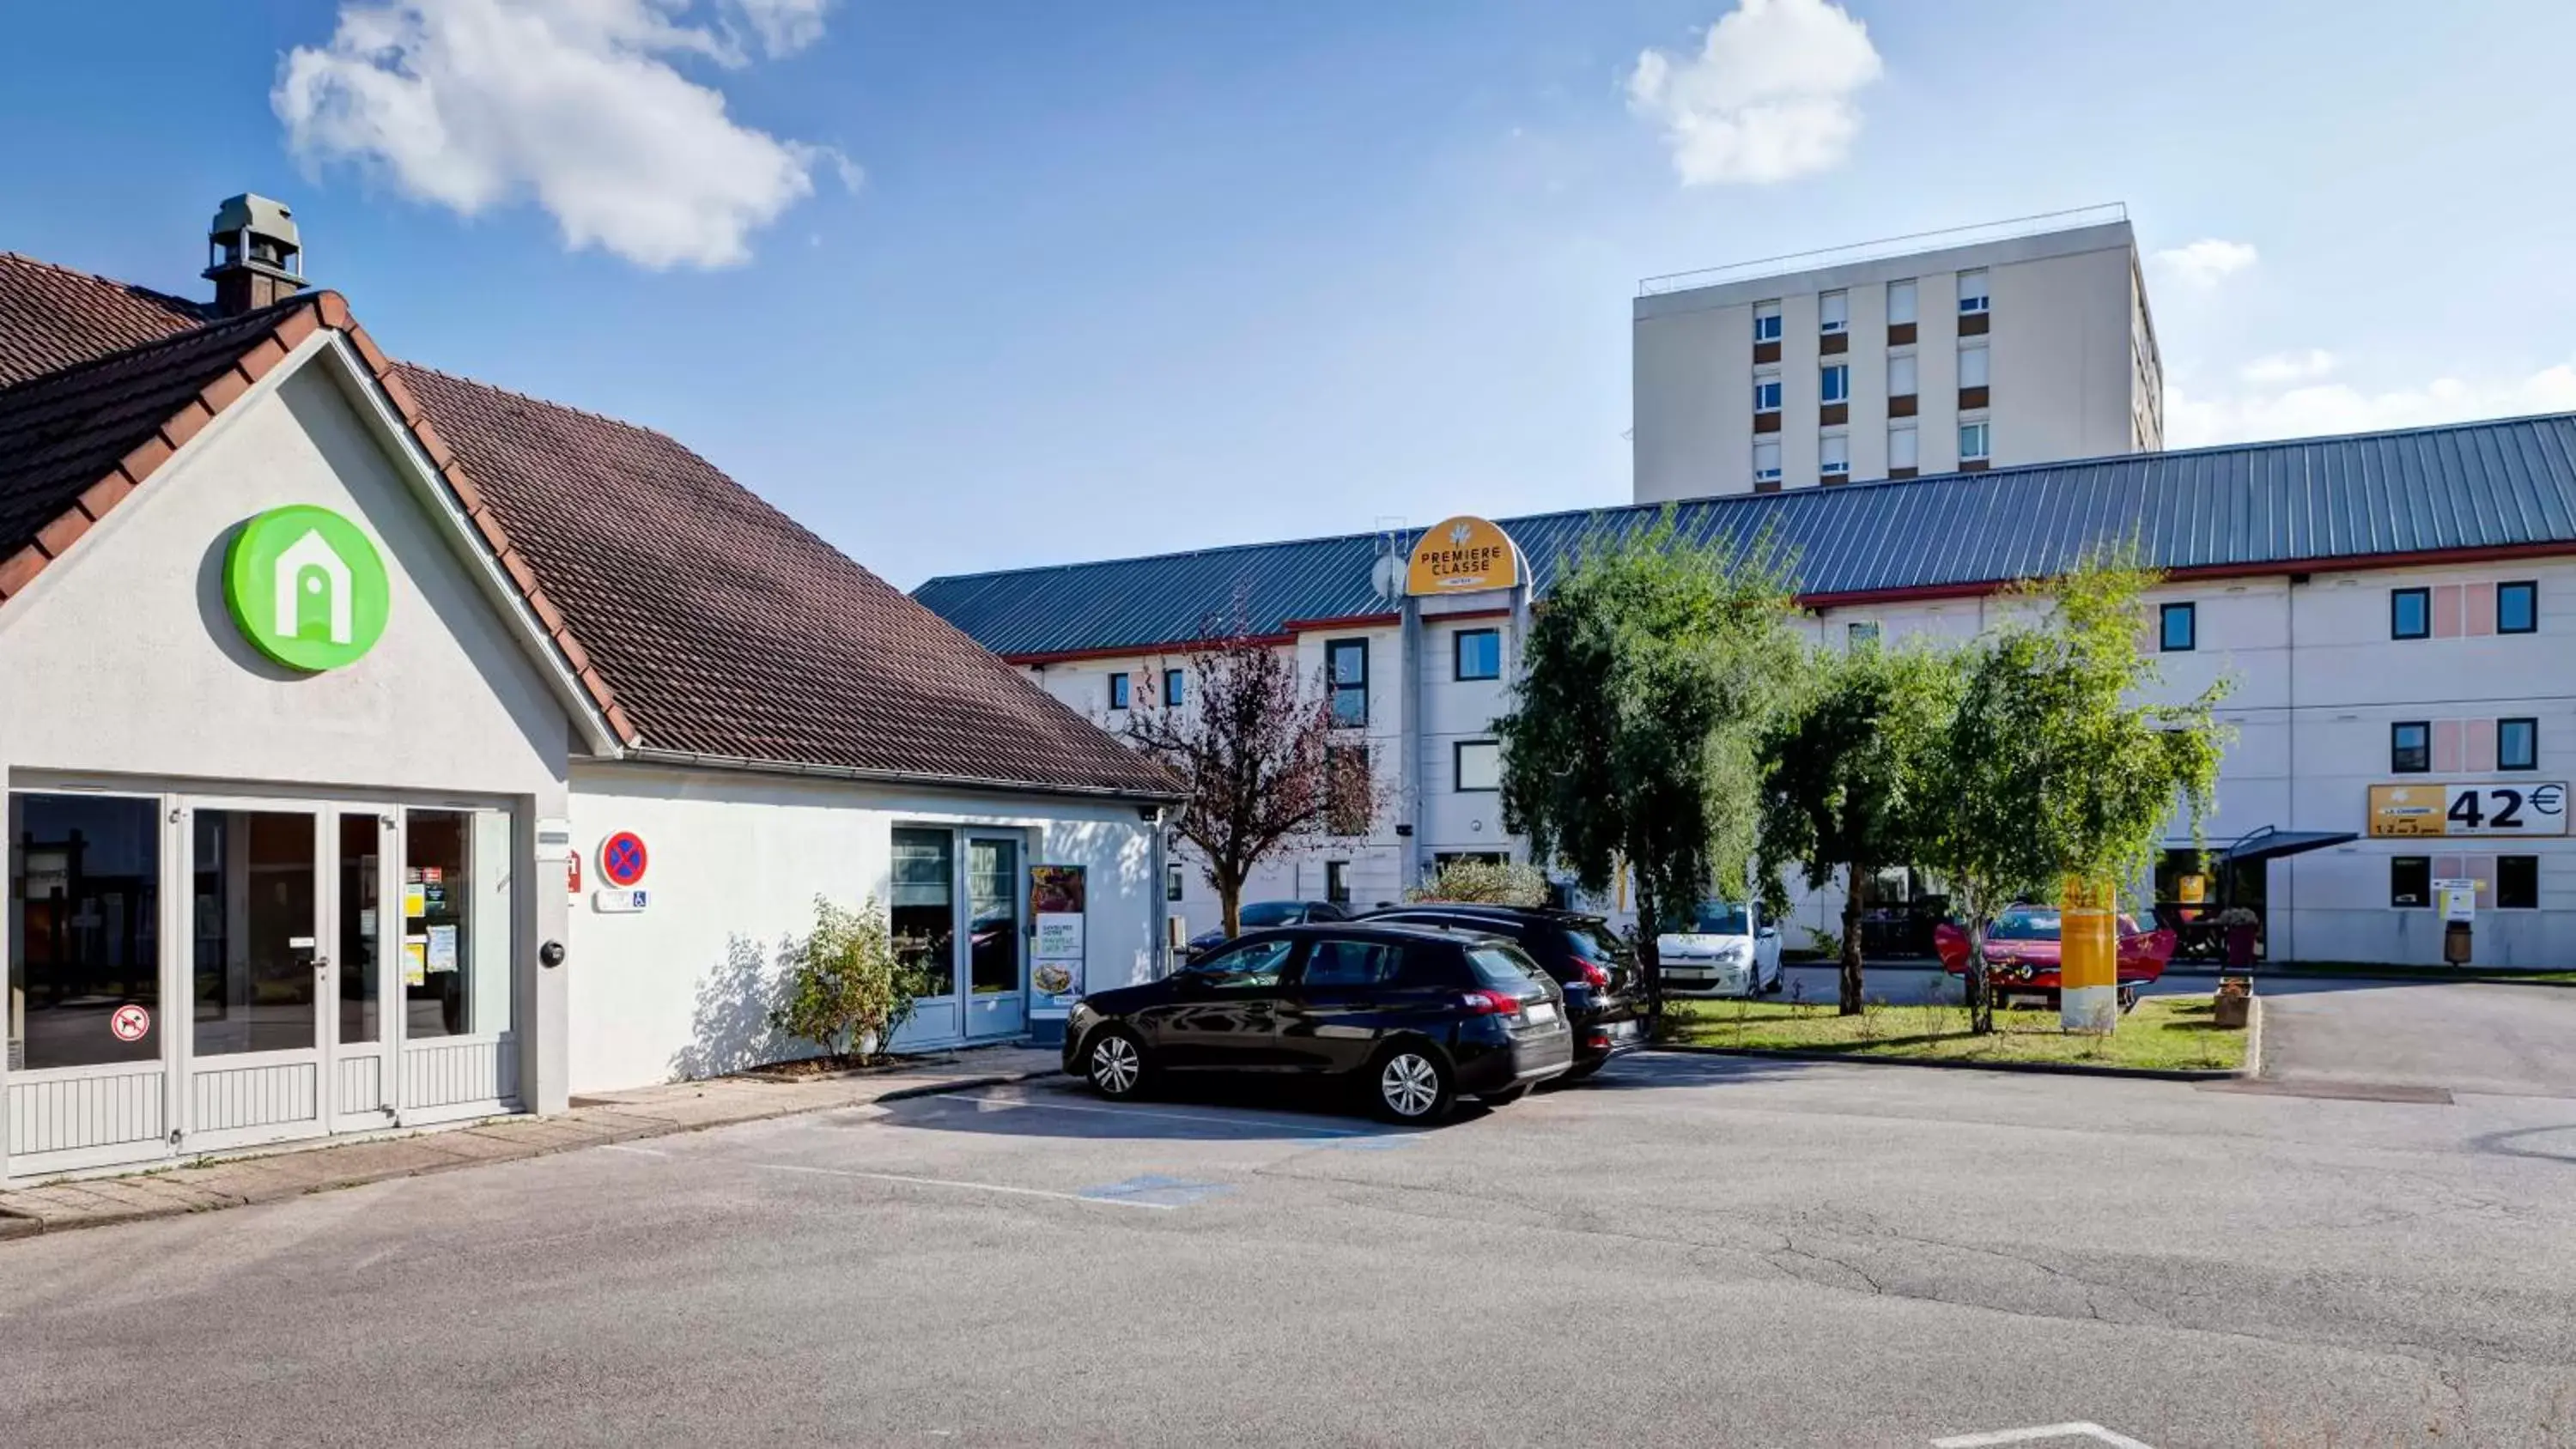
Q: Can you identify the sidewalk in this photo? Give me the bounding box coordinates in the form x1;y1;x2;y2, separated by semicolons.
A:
0;1045;1060;1243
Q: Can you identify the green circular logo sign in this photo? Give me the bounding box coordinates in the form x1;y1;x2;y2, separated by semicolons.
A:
223;506;391;671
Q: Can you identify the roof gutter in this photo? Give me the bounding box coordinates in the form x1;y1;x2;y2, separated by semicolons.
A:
617;745;1186;805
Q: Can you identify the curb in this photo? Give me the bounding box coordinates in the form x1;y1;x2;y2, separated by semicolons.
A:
0;1062;1065;1246
1649;996;2263;1083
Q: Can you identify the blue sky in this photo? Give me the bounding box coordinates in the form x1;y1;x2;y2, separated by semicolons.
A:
7;1;2575;585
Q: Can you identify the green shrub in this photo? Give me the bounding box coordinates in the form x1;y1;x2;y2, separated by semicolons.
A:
769;896;927;1064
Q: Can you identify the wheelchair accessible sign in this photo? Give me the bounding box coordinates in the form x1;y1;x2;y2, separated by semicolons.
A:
225;506;391;671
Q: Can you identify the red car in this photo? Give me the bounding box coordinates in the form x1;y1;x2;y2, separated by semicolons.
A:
1935;906;2175;1007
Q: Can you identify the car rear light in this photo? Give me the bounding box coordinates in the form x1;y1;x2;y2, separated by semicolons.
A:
1460;988;1523;1016
1572;957;1612;990
1587;1030;1612;1050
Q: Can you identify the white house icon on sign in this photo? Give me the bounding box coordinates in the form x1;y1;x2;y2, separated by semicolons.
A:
274;529;355;644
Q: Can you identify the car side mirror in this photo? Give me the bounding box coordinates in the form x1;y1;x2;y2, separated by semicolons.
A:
1758;926;1778;939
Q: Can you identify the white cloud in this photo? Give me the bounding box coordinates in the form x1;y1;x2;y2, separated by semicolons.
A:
2148;239;2259;289
2168;363;2576;448
1625;0;1883;186
2238;349;2337;385
275;0;852;270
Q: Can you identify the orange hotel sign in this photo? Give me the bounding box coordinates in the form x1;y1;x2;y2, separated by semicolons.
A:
1405;516;1522;596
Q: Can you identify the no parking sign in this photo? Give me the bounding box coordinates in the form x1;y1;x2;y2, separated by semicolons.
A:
599;831;649;888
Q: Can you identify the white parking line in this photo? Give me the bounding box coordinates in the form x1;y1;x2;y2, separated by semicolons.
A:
748;1161;1179;1210
1933;1424;2158;1448
921;1090;1402;1140
601;1143;671;1158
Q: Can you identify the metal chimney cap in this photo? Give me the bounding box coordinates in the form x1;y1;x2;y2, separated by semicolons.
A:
210;194;299;247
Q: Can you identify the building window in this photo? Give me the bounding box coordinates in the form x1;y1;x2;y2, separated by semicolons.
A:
1847;621;1880;649
1455;740;1502;792
2391;587;2430;640
9;792;163;1071
1163;668;1187;707
2391;721;2432;773
2500;717;2538;771
1327;639;1369;727
1324;860;1351;906
1454;627;1502;682
1959;421;1990;462
1165;864;1184;902
2160;602;2196;652
1820;364;1850;403
2500;580;2538;634
1753;375;1783;412
1753;300;1782;343
1888;353;1917;397
1886;278;1917;325
2498;855;2540;910
1326;744;1370;835
1819;432;1850;477
1959;343;1990;389
1958;270;1990;314
1108;672;1130;711
2390;856;2432;908
1753;439;1783;483
396;808;514;1040
1819;289;1848;334
1888;423;1918;471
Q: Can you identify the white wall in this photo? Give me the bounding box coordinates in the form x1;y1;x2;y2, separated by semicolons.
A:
565;762;1160;1093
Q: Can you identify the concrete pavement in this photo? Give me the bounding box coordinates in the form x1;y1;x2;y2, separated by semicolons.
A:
6;1051;2575;1446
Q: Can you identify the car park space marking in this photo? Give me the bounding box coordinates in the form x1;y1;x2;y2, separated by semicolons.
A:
747;1160;1181;1210
1932;1424;2159;1448
921;1089;1400;1140
600;1143;671;1158
1075;1173;1234;1207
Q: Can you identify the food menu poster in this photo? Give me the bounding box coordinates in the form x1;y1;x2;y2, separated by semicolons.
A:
1030;864;1085;1014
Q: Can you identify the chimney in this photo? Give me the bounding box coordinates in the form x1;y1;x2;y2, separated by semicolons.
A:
204;194;308;316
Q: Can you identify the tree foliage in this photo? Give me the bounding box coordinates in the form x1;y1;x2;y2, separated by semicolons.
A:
1407;857;1552;907
1495;516;1803;1016
1913;550;2233;1032
1756;641;1960;1016
770;896;929;1064
1125;618;1377;937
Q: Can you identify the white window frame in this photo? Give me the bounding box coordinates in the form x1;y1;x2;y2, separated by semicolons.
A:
1819;431;1850;476
1959;420;1991;461
1887;352;1917;397
1820;363;1850;403
1886;279;1917;325
1753;301;1783;343
1454;741;1503;793
1958;270;1990;315
1753;438;1783;482
1959;343;1990;389
1888;423;1918;470
1753;374;1783;412
1819;289;1849;334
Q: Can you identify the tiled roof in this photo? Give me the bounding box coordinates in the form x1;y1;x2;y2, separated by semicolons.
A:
914;414;2576;658
0;254;1176;799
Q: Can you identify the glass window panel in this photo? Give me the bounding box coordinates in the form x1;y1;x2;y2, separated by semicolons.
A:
1960;421;1990;459
2392;722;2432;773
1455;741;1502;791
967;838;1020;997
1455;628;1501;682
9;792;162;1071
195;809;318;1056
2391;857;2431;908
1163;669;1187;706
2499;581;2537;634
1819;290;1847;331
1821;365;1849;403
1186;937;1293;988
2500;718;2538;771
1753;301;1781;342
337;813;381;1046
1958;270;1989;311
1753;377;1782;410
2391;588;2430;640
1328;640;1369;726
470;809;514;1035
1300;939;1404;988
401;808;507;1040
2160;603;2196;652
892;828;956;997
1848;621;1880;649
2498;856;2539;910
1108;672;1130;710
1753;439;1782;479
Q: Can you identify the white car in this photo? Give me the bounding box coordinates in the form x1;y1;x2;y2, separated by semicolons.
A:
1656;902;1783;997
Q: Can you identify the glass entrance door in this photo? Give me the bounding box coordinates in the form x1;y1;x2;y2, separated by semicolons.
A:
330;809;395;1129
963;834;1025;1041
186;803;331;1150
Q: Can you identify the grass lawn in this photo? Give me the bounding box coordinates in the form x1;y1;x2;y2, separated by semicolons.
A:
1662;993;2250;1072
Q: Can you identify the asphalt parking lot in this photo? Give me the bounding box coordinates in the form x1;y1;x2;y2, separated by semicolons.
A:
10;1004;2576;1449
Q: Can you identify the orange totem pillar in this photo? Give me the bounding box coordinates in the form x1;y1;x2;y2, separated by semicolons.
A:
2059;876;2119;1034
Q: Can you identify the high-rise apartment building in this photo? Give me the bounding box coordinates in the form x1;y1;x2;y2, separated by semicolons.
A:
1631;207;2163;503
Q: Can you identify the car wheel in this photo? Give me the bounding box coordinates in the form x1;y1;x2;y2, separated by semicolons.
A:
1371;1045;1455;1124
1083;1027;1150;1100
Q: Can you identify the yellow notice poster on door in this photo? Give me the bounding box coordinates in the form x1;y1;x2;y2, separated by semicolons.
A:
404;936;428;987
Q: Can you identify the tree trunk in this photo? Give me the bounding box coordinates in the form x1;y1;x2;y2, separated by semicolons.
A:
1838;866;1867;1016
1218;871;1243;940
1634;880;1664;1033
1964;915;1995;1035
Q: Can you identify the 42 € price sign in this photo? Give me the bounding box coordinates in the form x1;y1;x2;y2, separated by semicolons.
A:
2371;781;2568;837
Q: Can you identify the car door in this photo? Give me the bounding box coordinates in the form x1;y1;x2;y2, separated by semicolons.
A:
1145;935;1301;1071
1276;936;1413;1076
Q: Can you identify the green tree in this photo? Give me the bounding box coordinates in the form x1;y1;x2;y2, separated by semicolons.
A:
1495;516;1803;1020
770;895;932;1064
1757;641;1960;1016
1914;551;2232;1034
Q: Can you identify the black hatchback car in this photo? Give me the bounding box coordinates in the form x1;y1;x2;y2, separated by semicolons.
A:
1362;905;1641;1078
1063;923;1573;1122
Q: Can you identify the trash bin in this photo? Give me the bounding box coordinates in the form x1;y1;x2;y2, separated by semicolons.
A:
2225;923;2257;970
2444;920;2473;966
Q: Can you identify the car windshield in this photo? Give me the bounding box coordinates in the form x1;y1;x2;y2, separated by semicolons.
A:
1991;909;2060;940
1465;944;1548;991
1682;903;1750;936
1236;902;1303;927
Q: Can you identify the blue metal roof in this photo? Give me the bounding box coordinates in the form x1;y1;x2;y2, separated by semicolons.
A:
914;414;2576;658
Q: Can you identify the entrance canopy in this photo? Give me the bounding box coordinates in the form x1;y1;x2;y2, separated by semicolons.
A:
2219;827;2360;868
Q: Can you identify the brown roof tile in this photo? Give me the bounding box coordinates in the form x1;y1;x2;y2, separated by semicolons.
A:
0;252;1175;798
